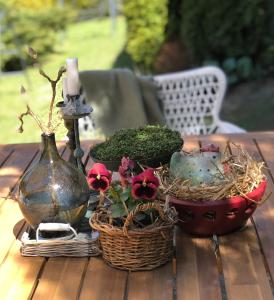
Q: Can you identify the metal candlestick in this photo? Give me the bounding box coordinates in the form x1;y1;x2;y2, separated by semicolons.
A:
57;91;93;175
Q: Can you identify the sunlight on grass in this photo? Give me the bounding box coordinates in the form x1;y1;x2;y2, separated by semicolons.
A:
0;17;126;144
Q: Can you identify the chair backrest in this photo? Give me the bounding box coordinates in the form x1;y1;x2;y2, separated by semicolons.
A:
153;66;227;135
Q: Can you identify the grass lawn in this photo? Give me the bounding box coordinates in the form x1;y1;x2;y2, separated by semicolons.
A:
0;16;126;144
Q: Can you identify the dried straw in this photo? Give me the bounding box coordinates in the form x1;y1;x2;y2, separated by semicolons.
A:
158;144;266;202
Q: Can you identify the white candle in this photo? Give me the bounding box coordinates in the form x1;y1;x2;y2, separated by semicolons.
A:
62;77;68;103
66;58;80;95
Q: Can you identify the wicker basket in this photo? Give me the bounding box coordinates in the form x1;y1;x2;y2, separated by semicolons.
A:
20;223;101;257
90;202;177;271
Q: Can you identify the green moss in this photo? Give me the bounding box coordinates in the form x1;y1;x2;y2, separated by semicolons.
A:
91;125;182;161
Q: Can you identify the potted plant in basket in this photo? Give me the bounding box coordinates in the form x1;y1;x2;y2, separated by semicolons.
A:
158;144;268;236
87;157;177;271
90;125;183;171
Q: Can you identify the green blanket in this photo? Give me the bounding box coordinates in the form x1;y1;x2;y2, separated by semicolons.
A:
79;69;165;136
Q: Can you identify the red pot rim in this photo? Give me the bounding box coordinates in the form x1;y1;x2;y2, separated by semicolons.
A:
169;180;267;207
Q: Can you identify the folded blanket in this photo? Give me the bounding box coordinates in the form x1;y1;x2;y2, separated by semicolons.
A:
79;69;165;136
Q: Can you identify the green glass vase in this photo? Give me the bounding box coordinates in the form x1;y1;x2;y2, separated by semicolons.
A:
18;133;90;229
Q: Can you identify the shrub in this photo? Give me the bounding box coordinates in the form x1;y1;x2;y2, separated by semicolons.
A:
177;0;274;82
123;0;168;71
13;0;55;9
1;4;75;71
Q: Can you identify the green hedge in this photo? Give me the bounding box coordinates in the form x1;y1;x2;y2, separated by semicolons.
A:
123;0;168;71
1;4;75;71
178;0;274;82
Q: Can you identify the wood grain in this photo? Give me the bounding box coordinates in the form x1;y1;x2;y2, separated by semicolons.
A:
0;143;39;200
175;137;222;300
219;221;273;300
176;228;222;300
200;135;273;299
32;258;87;300
127;262;173;300
79;258;127;300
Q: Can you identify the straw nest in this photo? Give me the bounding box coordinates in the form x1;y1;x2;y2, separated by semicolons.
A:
157;144;266;202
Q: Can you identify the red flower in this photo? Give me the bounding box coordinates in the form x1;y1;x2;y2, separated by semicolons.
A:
131;168;159;200
200;144;220;153
87;163;112;192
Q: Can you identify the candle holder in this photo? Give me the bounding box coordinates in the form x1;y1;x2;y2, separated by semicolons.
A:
57;88;93;175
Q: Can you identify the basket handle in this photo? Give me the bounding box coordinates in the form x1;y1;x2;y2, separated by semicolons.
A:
36;223;77;241
122;202;166;236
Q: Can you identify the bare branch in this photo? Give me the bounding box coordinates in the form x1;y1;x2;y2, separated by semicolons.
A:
17;105;46;133
39;69;52;82
47;66;66;131
17;106;30;133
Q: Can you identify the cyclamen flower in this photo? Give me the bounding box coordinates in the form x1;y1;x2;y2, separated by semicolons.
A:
87;163;112;192
200;144;220;153
131;168;159;200
118;157;135;186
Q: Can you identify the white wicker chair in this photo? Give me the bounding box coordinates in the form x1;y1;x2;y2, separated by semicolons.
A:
154;66;245;135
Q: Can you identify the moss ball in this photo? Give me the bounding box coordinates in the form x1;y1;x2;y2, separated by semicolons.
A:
90;125;183;161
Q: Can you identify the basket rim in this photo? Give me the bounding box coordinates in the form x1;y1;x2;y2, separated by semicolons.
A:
90;218;175;236
167;179;267;204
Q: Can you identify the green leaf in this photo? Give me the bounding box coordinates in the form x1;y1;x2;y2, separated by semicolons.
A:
121;188;131;202
237;56;253;79
111;203;127;218
223;58;237;73
127;199;139;211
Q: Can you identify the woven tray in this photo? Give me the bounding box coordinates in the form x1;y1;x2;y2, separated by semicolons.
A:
20;222;101;257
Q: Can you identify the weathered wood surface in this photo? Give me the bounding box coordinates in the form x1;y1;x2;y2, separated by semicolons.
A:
0;132;273;300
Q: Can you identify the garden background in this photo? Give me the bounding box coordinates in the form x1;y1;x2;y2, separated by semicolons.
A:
0;0;273;144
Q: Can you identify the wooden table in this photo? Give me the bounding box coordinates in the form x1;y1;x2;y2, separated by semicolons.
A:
0;132;274;300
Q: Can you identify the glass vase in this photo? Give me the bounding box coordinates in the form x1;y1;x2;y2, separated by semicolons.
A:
18;133;90;229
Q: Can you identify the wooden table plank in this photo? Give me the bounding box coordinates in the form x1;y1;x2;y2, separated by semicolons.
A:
200;135;273;299
0;143;39;200
0;240;44;300
247;135;274;288
32;258;88;300
176;228;222;300
127;263;173;300
219;221;273;300
0;143;67;299
174;137;222;300
0;199;26;265
79;258;127;300
0;144;14;167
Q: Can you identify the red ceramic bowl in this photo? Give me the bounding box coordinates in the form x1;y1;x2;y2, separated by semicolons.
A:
168;180;267;236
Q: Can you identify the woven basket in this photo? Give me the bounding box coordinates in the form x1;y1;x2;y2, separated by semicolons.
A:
90;202;177;271
20;223;101;257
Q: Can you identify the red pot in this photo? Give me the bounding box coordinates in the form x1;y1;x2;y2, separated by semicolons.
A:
168;181;267;236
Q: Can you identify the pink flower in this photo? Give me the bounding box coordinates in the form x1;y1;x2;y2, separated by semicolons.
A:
200;144;220;153
87;163;112;192
118;157;135;186
131;168;159;200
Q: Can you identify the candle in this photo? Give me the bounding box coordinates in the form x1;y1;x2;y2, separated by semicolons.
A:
66;58;80;95
62;77;68;103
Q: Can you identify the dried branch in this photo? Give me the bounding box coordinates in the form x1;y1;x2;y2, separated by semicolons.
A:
18;105;46;133
39;66;66;133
